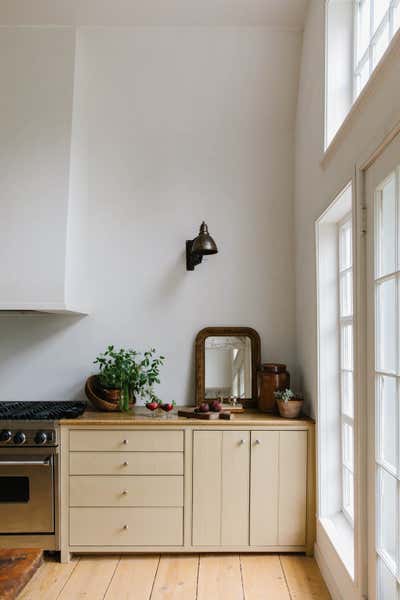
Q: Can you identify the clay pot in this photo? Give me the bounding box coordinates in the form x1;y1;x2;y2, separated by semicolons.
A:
277;399;303;419
257;364;290;413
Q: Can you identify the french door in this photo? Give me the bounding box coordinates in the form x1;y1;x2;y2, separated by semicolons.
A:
366;132;400;599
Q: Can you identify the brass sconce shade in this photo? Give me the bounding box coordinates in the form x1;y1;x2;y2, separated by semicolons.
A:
186;222;218;271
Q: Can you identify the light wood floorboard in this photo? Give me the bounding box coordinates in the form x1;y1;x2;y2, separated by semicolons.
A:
280;555;331;599
17;556;79;600
104;555;160;600
240;554;291;600
197;554;243;600
57;555;119;600
17;553;331;600
151;555;199;600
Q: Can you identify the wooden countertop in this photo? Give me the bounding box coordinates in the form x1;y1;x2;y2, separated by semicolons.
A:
60;408;314;427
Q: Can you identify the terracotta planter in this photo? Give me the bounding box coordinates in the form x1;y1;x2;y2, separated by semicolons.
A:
277;398;303;419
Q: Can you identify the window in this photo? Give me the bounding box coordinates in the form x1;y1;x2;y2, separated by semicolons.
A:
373;169;400;597
325;0;400;147
339;216;355;523
316;183;355;577
354;0;400;98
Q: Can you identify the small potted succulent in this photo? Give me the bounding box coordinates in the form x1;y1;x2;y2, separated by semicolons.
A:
274;388;304;419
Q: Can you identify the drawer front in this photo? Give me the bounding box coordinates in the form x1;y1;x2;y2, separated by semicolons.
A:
70;507;183;546
69;452;184;475
69;430;183;452
69;476;183;507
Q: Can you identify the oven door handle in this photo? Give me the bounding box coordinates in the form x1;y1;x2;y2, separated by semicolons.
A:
0;459;51;466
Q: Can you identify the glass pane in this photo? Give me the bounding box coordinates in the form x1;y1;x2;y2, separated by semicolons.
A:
340;270;353;317
373;22;390;69
0;477;29;503
377;467;397;568
358;0;371;60
394;2;400;34
343;422;354;470
342;370;354;418
377;557;397;600
357;58;370;96
374;0;390;32
377;375;397;472
341;323;354;370
376;278;397;373
343;467;354;520
376;175;396;278
339;222;352;270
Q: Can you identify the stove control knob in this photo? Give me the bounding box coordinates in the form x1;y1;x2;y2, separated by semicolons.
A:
35;431;48;445
0;430;12;443
14;432;26;445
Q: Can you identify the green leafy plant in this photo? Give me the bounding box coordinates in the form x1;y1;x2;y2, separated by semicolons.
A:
94;345;165;410
274;388;302;403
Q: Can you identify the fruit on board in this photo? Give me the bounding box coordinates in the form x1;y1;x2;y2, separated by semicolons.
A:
210;400;222;412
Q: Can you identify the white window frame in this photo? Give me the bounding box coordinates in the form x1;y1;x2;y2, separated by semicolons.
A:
354;0;400;99
338;215;355;525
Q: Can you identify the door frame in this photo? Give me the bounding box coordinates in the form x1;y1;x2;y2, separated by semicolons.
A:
356;122;400;600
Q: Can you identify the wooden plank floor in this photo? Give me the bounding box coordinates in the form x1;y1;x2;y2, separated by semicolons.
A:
18;554;331;600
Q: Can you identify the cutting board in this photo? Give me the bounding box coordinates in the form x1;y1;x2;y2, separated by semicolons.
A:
178;408;232;420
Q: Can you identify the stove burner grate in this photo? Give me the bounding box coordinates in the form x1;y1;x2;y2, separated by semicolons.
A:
0;401;87;420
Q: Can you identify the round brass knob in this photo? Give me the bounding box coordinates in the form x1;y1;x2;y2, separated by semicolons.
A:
123;439;128;445
122;490;128;495
123;461;128;466
123;525;128;530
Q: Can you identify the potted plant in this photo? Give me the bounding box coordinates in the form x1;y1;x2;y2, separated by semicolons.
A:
274;388;304;419
90;345;165;412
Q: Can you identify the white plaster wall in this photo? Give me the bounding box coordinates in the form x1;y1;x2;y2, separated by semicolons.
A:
0;26;301;405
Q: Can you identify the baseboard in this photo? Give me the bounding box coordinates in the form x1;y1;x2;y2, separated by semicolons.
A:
315;542;344;600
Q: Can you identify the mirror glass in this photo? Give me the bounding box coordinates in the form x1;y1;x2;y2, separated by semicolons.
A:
204;336;252;399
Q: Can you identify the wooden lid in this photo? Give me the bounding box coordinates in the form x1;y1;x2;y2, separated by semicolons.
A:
259;363;287;373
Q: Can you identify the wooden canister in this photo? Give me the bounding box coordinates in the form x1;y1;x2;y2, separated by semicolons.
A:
257;364;290;413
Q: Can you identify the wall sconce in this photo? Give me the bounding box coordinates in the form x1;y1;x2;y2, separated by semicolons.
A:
186;221;218;271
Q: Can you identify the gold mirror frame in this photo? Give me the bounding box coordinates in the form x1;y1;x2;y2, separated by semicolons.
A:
195;326;261;407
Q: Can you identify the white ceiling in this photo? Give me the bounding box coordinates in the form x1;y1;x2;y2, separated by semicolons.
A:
0;0;310;29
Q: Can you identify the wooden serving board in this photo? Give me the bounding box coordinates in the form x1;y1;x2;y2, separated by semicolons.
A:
178;408;232;420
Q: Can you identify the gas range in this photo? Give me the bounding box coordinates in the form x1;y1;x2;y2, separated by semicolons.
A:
0;401;85;550
0;420;58;448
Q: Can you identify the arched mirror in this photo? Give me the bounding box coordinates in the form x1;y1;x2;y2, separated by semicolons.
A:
195;327;261;407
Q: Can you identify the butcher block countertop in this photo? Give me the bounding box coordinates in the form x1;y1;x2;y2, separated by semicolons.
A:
60;408;314;427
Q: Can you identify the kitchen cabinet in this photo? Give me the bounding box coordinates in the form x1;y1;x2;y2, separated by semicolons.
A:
192;430;250;546
250;430;307;547
59;412;315;562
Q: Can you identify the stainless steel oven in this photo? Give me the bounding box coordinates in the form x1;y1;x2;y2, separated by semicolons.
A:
0;421;59;537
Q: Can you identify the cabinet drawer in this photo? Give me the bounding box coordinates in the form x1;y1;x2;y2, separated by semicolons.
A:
70;507;183;546
69;430;183;452
70;452;184;475
69;476;183;507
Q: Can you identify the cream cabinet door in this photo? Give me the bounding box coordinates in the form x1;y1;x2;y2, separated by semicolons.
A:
192;430;250;546
250;430;308;547
278;430;307;545
250;431;279;546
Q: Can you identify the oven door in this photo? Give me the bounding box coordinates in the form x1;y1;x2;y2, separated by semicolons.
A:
0;452;54;534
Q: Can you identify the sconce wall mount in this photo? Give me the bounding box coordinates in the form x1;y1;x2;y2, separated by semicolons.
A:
186;221;218;271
